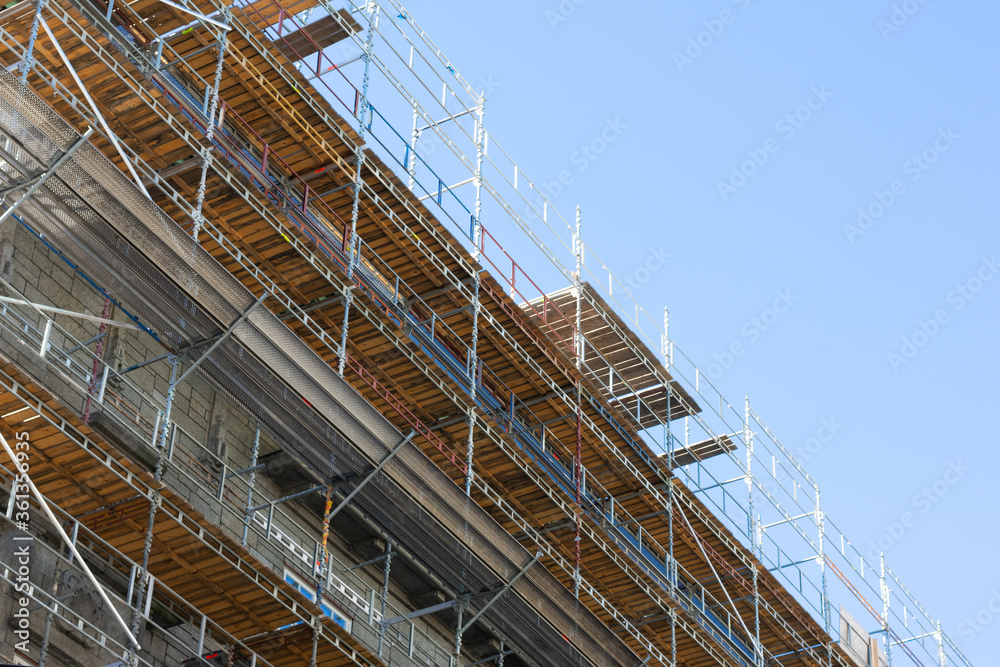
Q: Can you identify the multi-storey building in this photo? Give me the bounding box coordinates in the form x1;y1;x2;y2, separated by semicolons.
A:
0;0;973;665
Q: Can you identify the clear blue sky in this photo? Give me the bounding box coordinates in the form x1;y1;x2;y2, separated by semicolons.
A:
374;1;998;662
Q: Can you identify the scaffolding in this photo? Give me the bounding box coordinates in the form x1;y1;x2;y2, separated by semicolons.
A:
0;0;975;665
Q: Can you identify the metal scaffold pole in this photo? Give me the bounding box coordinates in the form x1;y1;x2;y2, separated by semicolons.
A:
37;560;62;667
573;205;583;598
816;482;833;667
129;354;177;665
745;397;762;666
464;90;485;497
881;552;892;666
377;542;393;659
462;93;486;497
20;0;48;84
241;424;261;546
936;620;947;667
38;20;149;198
407;53;419;192
663;306;677;667
192;8;230;240
316;484;334;607
338;0;378;377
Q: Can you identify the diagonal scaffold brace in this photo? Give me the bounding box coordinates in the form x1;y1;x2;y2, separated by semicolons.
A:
0;127;94;226
0;431;142;649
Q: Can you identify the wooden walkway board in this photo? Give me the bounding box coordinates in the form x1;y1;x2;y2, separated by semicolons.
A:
239;0;323;30
523;282;700;427
272;9;361;63
667;435;737;468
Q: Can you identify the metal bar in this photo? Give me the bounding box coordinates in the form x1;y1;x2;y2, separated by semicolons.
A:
116;352;171;376
38;20;150;198
760;512;815;530
0;431;140;648
0;295;137;329
38;317;51;356
241;427;259;548
161;42;218;70
51;330;105;362
0;128;93;225
0;171;46;198
336;1;377;374
766;555;822;571
343;551;392;571
675;499;755;647
381;598;455;627
416;176;474;202
326;430;414;522
248;484;325;513
376;542;392;659
226;462;266;478
154;10;222;43
277;294;343;320
156;0;232;31
175;295;265;386
458;551;541;635
465;649;514;667
416;107;476;133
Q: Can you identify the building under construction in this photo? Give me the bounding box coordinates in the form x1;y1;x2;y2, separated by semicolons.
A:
0;1;974;666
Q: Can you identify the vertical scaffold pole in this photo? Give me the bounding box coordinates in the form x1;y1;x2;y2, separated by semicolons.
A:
82;298;112;424
129;354;175;666
936;620;946;667
241;424;261;546
38;561;62;667
310;622;319;667
316;484;335;607
338;0;378;377
663;305;676;667
377;542;392;659
407;48;419;192
154;354;179;481
816;482;832;667
573;205;583;598
452;596;467;665
745;397;762;666
881;552;892;666
464;91;485;497
20;0;48;84
192;9;230;241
